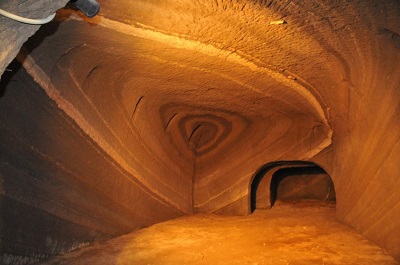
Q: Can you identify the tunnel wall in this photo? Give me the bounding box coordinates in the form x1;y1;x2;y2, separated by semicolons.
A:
0;61;193;264
0;0;399;263
321;32;400;260
0;14;194;264
312;1;400;258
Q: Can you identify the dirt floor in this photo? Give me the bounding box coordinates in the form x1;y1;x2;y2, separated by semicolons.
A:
39;201;399;265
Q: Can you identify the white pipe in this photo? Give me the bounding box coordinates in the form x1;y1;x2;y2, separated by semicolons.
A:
0;8;56;25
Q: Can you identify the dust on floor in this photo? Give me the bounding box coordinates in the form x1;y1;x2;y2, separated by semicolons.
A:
39;201;399;265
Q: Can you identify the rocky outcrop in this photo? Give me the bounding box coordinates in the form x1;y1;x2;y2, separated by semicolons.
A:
0;0;69;76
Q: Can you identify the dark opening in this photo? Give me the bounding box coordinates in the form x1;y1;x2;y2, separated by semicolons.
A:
250;163;281;212
250;161;336;213
270;166;336;207
0;60;22;98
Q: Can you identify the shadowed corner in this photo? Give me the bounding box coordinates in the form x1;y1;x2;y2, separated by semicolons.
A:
0;59;118;264
0;60;22;98
0;170;3;264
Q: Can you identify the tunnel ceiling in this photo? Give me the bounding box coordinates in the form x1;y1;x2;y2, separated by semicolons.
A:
0;0;400;263
26;0;341;165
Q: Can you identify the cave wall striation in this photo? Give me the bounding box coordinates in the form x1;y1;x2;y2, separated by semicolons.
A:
0;0;399;263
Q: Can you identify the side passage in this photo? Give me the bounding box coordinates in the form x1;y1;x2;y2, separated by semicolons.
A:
250;161;336;212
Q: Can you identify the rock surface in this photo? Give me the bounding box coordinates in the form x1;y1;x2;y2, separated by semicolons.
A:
0;0;69;76
39;202;399;265
0;0;399;263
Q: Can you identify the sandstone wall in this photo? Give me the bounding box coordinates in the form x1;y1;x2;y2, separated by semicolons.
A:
0;0;399;262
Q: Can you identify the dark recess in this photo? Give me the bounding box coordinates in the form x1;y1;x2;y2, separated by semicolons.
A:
270;166;336;206
250;161;336;212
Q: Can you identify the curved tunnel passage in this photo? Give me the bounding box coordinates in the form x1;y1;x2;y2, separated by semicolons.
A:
0;0;400;263
270;165;336;207
250;161;335;212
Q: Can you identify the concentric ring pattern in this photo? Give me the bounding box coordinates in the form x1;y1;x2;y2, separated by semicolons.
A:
0;0;399;262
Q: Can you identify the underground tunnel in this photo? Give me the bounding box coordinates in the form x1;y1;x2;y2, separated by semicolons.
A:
0;0;399;264
250;161;336;212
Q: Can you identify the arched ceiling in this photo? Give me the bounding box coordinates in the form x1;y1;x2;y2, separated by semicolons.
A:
0;0;399;262
25;0;344;166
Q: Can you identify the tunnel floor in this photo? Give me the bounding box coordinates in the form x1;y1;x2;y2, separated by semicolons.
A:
39;201;398;265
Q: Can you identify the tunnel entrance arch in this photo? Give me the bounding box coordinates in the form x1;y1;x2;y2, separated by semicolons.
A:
250;161;335;213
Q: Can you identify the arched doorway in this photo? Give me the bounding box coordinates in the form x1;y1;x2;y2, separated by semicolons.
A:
250;161;335;212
